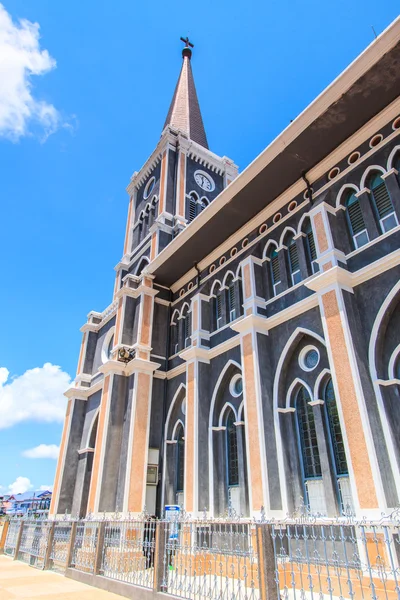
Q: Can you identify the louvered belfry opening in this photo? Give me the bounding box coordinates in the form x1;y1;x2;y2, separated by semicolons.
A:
215;290;222;329
269;248;281;295
189;193;198;222
288;237;301;284
227;279;236;322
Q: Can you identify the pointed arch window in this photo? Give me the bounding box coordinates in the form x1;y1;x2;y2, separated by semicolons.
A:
176;424;185;493
189;193;198;222
296;386;321;479
368;172;398;233
345;191;369;249
226;410;239;486
227;278;236;322
324;379;348;476
269;248;281;296
287;236;301;285
304;222;319;274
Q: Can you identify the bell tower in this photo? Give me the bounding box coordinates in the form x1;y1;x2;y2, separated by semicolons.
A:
119;38;238;280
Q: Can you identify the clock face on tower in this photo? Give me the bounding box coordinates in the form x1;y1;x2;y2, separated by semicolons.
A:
194;170;215;192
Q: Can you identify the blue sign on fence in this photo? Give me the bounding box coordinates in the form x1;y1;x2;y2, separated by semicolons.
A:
165;505;180;539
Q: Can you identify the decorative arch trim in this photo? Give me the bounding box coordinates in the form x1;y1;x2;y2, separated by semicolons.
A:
314;368;331;400
170;309;180;325
210;279;223;297
218;402;238;427
286;377;313;409
262;239;279;259
171;419;185;441
388;343;400;380
387;145;400;171
278;226;297;248
164;383;186;441
297;212;312;235
336;184;360;208
360;165;386;190
179;302;190;318
222;270;235;287
85;407;100;449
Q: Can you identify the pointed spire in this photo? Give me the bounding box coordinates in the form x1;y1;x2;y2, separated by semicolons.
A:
163;38;209;149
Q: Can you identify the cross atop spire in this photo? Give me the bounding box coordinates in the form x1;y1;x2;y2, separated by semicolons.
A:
162;38;208;149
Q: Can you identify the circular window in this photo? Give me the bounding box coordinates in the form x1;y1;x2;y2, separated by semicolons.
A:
288;201;298;212
219;256;226;265
242;238;249;248
392;116;400;130
299;346;320;372
102;328;115;363
273;213;282;224
179;289;185;297
328;167;340;180
303;188;314;201
209;264;216;274
144;176;156;199
369;134;383;148
230;247;238;257
188;282;194;291
348;151;360;165
259;223;267;234
230;374;243;397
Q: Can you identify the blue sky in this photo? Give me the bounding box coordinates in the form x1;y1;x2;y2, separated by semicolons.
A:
0;0;398;495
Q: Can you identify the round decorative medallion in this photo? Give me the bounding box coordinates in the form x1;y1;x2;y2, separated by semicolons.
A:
230;374;243;397
299;346;320;372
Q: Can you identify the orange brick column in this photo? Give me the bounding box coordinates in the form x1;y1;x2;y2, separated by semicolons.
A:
307;203;384;513
123;276;159;514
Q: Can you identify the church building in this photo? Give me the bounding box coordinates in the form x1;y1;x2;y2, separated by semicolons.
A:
50;20;400;520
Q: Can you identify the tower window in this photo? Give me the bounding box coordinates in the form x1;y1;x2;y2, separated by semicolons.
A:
189;193;198;222
369;173;398;233
345;192;369;249
184;313;191;347
226;410;239;486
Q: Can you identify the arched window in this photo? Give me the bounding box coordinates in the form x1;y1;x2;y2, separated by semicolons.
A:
269;248;281;296
106;335;114;361
287;236;301;285
171;324;179;355
189;193;198;222
176;424;185;493
304;221;319;274
323;378;352;513
227;278;236;322
199;198;208;213
368;172;398;233
226;410;239;486
215;289;223;329
395;354;400;380
394;153;400;185
296;386;321;480
345;191;369;249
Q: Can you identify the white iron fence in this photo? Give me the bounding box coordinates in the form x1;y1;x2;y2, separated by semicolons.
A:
1;509;400;600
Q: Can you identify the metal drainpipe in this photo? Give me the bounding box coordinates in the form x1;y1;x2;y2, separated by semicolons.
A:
156;287;172;518
301;170;314;205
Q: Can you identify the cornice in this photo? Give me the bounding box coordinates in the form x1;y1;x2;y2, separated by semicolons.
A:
305;266;354;294
180;346;210;364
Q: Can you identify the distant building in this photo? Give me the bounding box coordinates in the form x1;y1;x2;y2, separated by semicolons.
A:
51;19;400;520
5;491;51;516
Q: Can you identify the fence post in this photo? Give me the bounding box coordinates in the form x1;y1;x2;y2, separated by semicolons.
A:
0;520;10;555
154;521;168;593
13;520;24;561
44;521;55;570
65;521;77;571
94;522;105;575
256;524;279;600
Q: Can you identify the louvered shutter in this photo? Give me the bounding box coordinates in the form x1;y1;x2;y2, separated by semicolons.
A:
307;230;317;261
271;251;280;284
184;314;191;346
228;282;236;321
288;241;299;273
216;293;222;327
189;198;197;222
372;182;393;219
346;195;365;235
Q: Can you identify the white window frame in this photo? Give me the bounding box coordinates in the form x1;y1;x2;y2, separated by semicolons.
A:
353;229;369;249
311;260;319;274
291;269;302;285
380;211;398;233
101;327;115;364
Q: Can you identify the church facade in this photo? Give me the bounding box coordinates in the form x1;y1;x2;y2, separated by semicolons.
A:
51;20;400;520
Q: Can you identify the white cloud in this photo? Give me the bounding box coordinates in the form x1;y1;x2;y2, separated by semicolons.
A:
22;444;59;459
8;476;33;494
0;3;62;140
0;363;71;429
39;484;53;491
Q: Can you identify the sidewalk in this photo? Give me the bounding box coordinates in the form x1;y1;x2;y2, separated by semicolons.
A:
0;555;124;599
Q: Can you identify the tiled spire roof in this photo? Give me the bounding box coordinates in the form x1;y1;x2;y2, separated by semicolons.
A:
163;46;208;149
